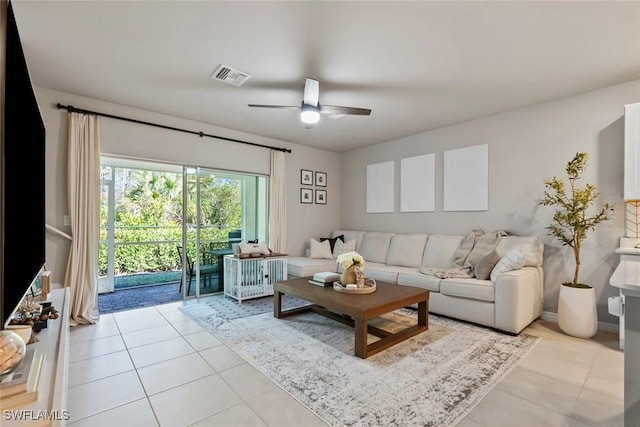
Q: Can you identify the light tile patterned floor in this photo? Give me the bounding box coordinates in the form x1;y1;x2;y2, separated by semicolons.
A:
66;300;624;427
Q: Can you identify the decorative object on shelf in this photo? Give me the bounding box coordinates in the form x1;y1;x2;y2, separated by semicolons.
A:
336;251;365;286
301;169;313;185
539;152;612;338
0;330;26;376
315;189;327;205
4;325;31;347
9;297;59;334
333;279;376;294
315;171;327;187
300;188;313;204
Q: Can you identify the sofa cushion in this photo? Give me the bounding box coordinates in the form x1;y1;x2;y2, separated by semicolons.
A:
287;256;337;277
386;234;428;268
333;239;357;258
474;250;501;280
363;262;399;283
440;278;495;302
490;249;526;282
421;235;463;269
496;236;543;267
332;230;367;251
396;267;441;292
309;239;333;259
320;234;344;252
359;232;395;264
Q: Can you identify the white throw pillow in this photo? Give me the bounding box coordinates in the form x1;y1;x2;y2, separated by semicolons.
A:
333;239;357;258
490;249;526;282
309;238;333;259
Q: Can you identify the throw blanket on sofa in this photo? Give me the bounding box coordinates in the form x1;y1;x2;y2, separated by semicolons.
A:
419;229;507;279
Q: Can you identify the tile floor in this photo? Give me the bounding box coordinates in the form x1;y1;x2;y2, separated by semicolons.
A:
66;300;624;427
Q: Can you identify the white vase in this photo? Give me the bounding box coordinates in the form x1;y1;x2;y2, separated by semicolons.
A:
557;284;598;339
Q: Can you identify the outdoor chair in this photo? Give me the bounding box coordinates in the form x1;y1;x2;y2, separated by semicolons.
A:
176;246;218;295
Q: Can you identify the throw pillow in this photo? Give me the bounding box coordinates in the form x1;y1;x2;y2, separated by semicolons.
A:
309;238;334;259
333;239;357;258
474;250;501;280
490;249;526;282
320;234;344;252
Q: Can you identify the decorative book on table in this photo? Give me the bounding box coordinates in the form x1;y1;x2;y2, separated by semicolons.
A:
0;349;45;410
312;272;340;283
308;279;334;287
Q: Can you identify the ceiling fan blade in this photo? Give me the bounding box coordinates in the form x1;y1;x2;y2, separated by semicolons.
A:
247;104;300;110
303;78;319;107
319;105;372;116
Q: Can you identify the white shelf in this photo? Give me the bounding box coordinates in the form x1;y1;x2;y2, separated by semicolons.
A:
3;288;70;427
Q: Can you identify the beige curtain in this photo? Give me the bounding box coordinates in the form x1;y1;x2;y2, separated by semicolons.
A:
65;112;101;326
268;150;287;253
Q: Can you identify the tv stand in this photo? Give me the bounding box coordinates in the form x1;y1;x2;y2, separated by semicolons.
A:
3;287;70;426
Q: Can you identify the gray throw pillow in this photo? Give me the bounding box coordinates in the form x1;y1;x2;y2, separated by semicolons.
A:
474;250;501;280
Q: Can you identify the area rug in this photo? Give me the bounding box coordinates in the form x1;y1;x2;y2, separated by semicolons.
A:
180;303;539;427
199;293;310;320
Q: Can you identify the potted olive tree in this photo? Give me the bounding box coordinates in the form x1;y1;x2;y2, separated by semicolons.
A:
540;152;611;338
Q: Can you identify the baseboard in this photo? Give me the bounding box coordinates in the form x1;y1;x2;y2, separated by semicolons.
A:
540;311;619;333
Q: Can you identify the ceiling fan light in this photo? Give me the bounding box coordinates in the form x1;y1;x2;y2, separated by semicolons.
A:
300;109;320;124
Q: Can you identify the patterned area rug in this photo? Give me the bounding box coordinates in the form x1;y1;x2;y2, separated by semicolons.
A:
200;293;311;319
180;302;539;427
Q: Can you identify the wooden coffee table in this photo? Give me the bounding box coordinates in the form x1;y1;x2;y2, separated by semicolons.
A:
273;277;429;359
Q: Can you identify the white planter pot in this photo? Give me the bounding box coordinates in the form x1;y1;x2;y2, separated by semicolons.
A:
557;284;598;338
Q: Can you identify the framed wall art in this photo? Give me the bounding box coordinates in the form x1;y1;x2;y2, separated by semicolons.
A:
300;188;313;204
301;169;313;185
315;171;327;187
315;189;327;205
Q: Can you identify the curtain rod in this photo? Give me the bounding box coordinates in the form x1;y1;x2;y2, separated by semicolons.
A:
56;103;292;153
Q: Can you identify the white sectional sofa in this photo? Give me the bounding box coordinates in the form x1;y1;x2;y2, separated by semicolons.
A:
287;229;544;334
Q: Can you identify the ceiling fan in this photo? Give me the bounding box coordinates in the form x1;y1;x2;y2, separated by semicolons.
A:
248;78;371;128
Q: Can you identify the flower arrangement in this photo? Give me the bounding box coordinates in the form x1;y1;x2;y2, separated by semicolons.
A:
336;251;365;269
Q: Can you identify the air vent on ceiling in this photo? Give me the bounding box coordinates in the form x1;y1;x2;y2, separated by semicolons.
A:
211;64;252;87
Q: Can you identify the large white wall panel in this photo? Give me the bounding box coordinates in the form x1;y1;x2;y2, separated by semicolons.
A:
443;144;488;212
401;153;435;212
367;161;394;213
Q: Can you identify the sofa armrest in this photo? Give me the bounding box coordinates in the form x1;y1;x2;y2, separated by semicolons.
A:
494;266;544;334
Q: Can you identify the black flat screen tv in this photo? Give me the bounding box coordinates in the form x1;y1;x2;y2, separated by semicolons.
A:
1;0;46;328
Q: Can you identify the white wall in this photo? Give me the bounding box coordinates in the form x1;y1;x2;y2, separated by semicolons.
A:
36;87;341;285
341;79;640;324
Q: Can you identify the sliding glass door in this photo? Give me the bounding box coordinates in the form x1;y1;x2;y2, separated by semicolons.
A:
99;156;269;303
181;166;268;298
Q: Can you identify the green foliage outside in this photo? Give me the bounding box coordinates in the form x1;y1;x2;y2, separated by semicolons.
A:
99;168;242;276
539;152;611;287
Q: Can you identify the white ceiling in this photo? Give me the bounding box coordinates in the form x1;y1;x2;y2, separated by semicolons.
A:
11;1;640;153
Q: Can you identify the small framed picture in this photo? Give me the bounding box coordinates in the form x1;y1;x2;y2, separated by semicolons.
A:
301;188;313;204
315;171;327;187
301;169;313;185
315;189;327;205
